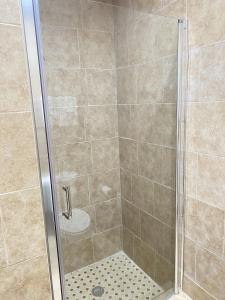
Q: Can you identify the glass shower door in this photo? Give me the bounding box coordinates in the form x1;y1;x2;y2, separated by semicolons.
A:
22;0;186;299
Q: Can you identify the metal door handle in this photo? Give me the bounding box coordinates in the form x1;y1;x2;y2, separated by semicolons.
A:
62;185;72;220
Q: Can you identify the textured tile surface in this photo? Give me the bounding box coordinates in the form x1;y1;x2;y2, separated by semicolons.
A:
64;252;164;299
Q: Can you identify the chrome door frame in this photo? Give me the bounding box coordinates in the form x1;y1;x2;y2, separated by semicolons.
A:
20;1;64;299
175;18;188;295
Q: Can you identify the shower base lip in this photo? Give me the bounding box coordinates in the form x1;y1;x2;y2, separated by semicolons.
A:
65;251;165;299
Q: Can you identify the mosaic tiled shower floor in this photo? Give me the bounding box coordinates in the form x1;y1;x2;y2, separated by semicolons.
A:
65;251;164;299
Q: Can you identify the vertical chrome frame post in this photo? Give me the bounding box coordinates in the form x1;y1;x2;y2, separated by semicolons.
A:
21;1;64;299
175;19;188;295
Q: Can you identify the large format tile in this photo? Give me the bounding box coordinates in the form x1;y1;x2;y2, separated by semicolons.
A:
42;27;80;69
197;154;225;210
47;68;87;106
196;249;225;299
185;198;224;256
82;0;114;32
86;106;117;140
183;276;215;300
95;198;121;232
0;188;46;265
122;199;140;236
93;226;122;260
0;25;29;112
62;238;94;273
89;169;120;203
0;255;51;300
188;102;225;156
132;175;154;215
0;0;21;24
86;69;116;105
188;0;225;47
92;138;119;172
40;0;81;28
80;30;114;69
117;66;137;104
0;112;38;193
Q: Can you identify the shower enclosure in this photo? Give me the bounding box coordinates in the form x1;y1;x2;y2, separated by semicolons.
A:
21;0;187;299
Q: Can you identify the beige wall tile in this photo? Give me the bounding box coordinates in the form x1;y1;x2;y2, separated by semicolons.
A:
92;138;119;172
0;25;30;112
132;175;154;215
133;237;156;279
199;42;225;101
80;30;115;68
0;188;46;265
118;105;138;140
42;27;80;69
183;276;215;300
185;198;224;256
95;198;122;232
161;147;176;188
62;238;93;273
154;16;178;58
0;113;39;193
188;48;201;102
155;254;174;289
196;249;225;299
86;106;117;140
154;183;176;227
137;61;163;104
0;255;51;300
159;0;186;19
122;227;134;258
138;142;162;183
188;102;225;156
120;168;132;202
188;0;225;47
122;199;140;236
186;152;198;198
115;29;129;67
0;214;7;268
119;138;138;173
90;169;120;203
128;14;155;64
183;238;196;279
50;106;86;145
197;154;225;210
82;0;114;32
93;226;122;260
132;0;161;13
117;66;137;104
40;0;81;28
163;55;177;102
0;0;21;24
47;68;87;106
56;142;92;177
86;69;116;105
140;211;164;255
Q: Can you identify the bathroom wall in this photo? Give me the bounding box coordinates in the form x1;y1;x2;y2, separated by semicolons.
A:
154;1;225;299
39;0;122;273
0;0;51;299
114;3;178;289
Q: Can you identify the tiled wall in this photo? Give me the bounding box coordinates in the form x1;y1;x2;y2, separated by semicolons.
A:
153;0;225;299
0;0;51;299
114;3;177;289
39;0;122;273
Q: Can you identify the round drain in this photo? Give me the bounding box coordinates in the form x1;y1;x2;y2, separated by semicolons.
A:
92;286;104;297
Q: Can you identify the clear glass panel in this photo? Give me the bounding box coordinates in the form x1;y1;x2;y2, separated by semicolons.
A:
37;0;182;299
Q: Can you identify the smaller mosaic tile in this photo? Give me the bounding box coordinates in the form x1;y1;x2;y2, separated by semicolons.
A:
65;251;164;299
